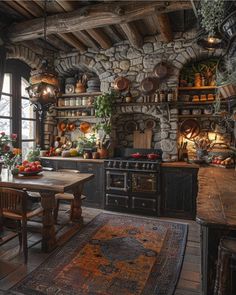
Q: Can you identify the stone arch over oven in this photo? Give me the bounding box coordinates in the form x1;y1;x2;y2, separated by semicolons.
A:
113;104;178;159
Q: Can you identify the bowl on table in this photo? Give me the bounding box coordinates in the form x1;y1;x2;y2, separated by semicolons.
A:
19;170;43;176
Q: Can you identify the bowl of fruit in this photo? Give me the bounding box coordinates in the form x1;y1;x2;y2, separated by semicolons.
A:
17;160;43;176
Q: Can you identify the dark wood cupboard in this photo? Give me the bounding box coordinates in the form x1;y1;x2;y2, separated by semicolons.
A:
161;167;198;219
41;158;104;209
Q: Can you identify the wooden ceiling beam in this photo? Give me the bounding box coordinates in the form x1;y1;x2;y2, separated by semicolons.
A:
72;31;99;50
120;22;143;48
103;25;123;44
6;1;192;43
156;13;173;43
14;0;43;17
86;28;112;49
3;0;33;18
58;33;87;53
46;35;73;52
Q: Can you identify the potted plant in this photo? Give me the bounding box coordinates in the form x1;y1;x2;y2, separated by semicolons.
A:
94;91;117;158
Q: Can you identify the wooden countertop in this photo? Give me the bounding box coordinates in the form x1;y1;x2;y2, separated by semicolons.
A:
40;156;104;164
197;167;236;227
161;161;199;169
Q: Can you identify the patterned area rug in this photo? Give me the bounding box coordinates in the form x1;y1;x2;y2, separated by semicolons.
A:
11;213;188;295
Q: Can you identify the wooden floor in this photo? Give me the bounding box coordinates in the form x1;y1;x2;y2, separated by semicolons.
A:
0;205;201;295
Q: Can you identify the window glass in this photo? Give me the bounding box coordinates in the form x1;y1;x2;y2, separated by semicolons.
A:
22;141;35;160
22;120;36;140
21;98;35;119
0;118;11;134
2;73;12;94
21;77;29;98
0;95;11;117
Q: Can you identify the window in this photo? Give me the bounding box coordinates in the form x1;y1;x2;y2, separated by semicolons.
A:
0;73;12;134
0;60;38;159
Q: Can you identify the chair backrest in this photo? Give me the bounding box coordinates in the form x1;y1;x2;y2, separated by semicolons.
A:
0;188;28;216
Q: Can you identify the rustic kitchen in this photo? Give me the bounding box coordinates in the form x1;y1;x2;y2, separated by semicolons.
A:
0;1;236;295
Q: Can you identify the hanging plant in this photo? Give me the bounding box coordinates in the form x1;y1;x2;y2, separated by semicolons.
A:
198;0;226;36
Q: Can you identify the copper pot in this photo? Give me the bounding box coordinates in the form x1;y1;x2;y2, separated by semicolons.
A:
97;148;109;159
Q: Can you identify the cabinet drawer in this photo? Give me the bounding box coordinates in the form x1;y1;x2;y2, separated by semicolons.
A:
57;161;77;170
105;194;129;209
41;159;53;168
131;197;157;212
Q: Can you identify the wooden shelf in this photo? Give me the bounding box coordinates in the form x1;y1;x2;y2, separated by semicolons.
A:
178;86;217;91
55;116;96;120
58;92;102;98
55;105;93;110
178;114;220;118
177;100;216;105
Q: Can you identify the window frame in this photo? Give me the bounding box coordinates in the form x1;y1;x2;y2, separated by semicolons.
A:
2;59;39;149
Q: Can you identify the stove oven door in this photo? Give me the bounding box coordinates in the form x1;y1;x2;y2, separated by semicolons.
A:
131;172;157;194
105;170;129;193
130;172;159;214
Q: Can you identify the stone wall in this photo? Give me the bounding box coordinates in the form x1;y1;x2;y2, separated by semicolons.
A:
53;30;222;160
6;30;223;158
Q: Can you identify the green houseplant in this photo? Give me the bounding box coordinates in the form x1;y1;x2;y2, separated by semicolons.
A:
94;91;117;158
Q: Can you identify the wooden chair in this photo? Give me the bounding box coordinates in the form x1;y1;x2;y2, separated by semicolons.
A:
0;187;43;263
54;169;86;223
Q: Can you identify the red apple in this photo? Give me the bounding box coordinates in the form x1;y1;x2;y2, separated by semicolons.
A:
23;160;29;166
37;165;42;170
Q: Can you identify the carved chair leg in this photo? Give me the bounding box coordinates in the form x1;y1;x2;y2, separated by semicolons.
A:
22;219;28;264
17;220;22;253
54;199;60;224
70;200;74;221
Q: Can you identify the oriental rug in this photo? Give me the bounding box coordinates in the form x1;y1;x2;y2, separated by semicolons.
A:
11;213;188;295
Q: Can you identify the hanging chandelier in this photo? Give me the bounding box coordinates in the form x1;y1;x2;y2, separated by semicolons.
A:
26;0;59;112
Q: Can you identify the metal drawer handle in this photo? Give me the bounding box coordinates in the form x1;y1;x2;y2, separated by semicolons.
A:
142;202;146;207
114;199;119;205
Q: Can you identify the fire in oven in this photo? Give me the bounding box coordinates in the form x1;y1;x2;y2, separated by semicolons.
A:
104;149;162;215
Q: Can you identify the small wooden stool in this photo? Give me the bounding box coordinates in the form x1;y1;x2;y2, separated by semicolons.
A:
214;237;236;295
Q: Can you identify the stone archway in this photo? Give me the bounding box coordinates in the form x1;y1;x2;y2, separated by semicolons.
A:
6;45;43;69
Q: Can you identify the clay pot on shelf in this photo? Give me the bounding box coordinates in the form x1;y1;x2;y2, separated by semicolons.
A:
97;148;109;159
194;73;202;87
75;80;86;93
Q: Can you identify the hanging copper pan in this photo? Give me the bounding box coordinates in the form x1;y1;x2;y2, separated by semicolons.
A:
58;121;67;132
80;121;91;134
153;62;168;79
67;122;76;132
140;77;159;95
114;77;130;91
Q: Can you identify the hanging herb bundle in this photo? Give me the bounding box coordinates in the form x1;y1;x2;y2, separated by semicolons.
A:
198;0;225;36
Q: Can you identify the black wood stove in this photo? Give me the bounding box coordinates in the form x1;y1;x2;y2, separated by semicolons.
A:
104;148;162;215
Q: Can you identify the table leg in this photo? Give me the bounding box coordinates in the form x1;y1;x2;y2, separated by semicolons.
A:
40;191;57;252
71;184;84;221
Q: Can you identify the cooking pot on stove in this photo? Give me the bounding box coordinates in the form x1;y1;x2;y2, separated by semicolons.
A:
147;153;159;160
131;153;143;159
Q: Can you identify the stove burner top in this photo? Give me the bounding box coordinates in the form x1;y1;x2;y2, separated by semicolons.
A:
104;158;161;172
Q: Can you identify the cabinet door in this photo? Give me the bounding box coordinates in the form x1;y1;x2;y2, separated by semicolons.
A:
161;168;198;219
77;163;104;209
56;160;77;170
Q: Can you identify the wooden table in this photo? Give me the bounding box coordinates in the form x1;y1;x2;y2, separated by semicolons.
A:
0;169;94;252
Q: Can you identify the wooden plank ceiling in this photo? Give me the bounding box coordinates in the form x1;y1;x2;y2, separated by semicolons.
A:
0;1;196;52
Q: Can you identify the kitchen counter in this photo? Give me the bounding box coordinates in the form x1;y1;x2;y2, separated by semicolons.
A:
161;161;199;169
40;156;104;164
196;166;236;295
197;167;236;227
